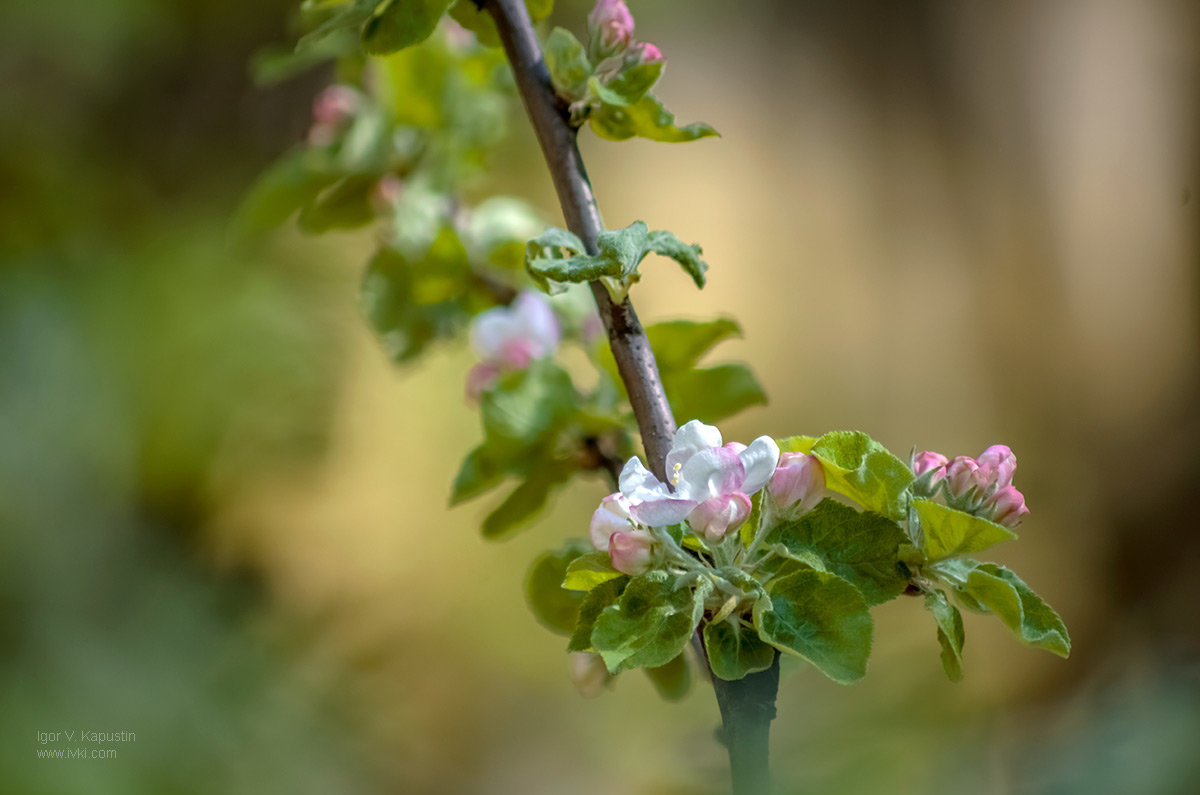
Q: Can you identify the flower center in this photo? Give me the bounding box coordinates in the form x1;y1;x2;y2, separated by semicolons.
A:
670;462;682;486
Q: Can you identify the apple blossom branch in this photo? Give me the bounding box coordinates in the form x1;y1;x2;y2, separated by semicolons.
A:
480;2;780;792
480;0;677;481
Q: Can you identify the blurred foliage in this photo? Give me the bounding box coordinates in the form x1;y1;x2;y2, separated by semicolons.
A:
1;0;1198;793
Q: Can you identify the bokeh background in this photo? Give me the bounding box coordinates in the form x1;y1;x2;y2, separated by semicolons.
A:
3;0;1198;792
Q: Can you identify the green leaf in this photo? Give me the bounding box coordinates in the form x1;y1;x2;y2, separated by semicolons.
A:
480;359;576;450
593;317;741;387
664;364;767;426
590;94;719;143
923;589;965;681
481;465;568;539
809;431;914;521
568;576;628;652
592;570;711;673
449;0;552;48
759;499;909;606
778;435;817;454
297;0;375;54
643;652;691;701
602;62;663;106
646;229;707;288
450;444;510;505
525;541;591;635
913;498;1018;561
525;222;707;298
234;152;339;239
545;28;592;97
563;551;623;591
947;562;1070;658
704;619;777;681
752;565;873;683
297;174;377;233
361;0;453;55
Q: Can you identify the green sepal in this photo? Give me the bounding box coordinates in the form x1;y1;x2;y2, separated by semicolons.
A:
808;431;914;521
591;571;711;673
361;0;454;56
568;576;628;652
913;498;1018;562
525;540;591;635
525;221;706;299
544;28;592;97
752;565;873;684
931;559;1070;658
923;589;965;681
643;652;691;701
758;499;910;606
562;551;622;591
704;619;777;681
590;94;719;143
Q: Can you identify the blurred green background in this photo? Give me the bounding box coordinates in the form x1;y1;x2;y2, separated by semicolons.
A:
2;1;1198;793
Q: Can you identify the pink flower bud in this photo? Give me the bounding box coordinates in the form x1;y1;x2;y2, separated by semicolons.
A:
374;175;404;207
588;0;635;52
687;492;752;542
632;41;664;64
567;652;610;698
769;453;825;514
308;85;358;146
912;451;949;479
465;362;501;402
977;444;1017;490
986;485;1029;528
945;456;984;500
609;529;654;575
589;493;633;550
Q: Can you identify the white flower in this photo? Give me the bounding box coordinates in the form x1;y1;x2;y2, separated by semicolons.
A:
616;420;780;539
466;291;560;399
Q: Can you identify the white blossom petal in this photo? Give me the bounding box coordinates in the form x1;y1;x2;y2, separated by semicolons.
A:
666;420;723;474
738;436;781;495
677;447;746;502
629;498;697;527
511;292;560;357
618;457;671;503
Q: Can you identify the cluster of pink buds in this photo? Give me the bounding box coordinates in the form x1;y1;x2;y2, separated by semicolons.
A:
587;0;664;65
911;445;1029;528
307;85;360;147
465;291;560;400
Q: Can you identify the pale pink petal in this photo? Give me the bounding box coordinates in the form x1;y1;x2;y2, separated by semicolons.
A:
609;529;654;575
769;452;825;513
589;500;632;550
567;652;610;698
511;291;560;357
978;444;1017;490
629;498;696;527
618;457;669;504
688;492;752;542
465;363;500;401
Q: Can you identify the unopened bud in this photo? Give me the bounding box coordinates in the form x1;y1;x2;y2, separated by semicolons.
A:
567;652;611;698
985;485;1029;528
588;0;635;53
687;492;752;542
609;529;654;575
977;444;1017;490
769;453;825;514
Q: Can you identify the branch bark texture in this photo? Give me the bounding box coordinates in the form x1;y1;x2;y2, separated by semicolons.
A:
482;2;778;791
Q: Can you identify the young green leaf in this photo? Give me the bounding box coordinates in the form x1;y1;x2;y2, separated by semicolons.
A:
753;565;874;683
296;0;376;54
590;94;718;143
450;444;511;505
526;540;591;635
568;576;628;652
297;174;377;233
704;619;777;681
913;498;1018;561
361;0;454;56
602;62;663;107
562;551;623;591
479;360;576;450
591;571;711;673
759;499;910;606
923;589;965;681
544;28;592;97
664;364;767;427
809;431;914;521
643;652;691;701
951;562;1071;658
481;465;569;539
